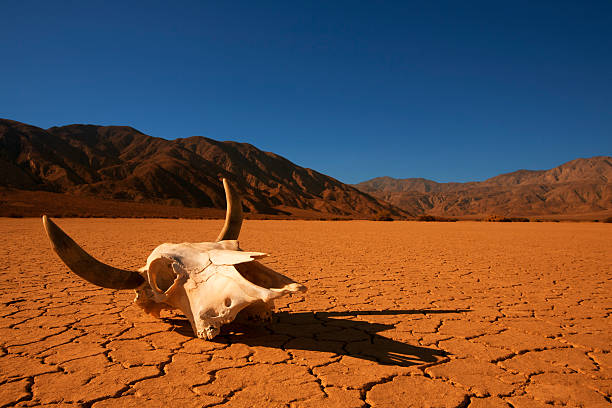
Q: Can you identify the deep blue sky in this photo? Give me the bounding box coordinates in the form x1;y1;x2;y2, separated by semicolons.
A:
2;1;611;183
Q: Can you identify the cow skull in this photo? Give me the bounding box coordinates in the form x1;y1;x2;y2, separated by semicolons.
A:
42;179;306;339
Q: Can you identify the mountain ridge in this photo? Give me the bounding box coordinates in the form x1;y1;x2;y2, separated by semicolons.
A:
355;156;612;218
0;119;406;219
3;118;610;219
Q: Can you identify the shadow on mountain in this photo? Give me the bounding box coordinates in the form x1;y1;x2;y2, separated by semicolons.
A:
163;309;470;367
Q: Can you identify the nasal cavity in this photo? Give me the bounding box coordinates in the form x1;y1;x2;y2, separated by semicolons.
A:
224;297;232;307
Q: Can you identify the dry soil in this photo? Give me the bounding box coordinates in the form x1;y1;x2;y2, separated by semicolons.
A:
0;218;610;407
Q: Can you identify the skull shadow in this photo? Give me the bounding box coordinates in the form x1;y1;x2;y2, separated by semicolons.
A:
163;309;470;367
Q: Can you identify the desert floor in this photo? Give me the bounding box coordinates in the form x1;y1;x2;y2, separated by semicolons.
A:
0;218;610;407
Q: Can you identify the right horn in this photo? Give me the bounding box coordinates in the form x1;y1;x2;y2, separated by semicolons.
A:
42;216;145;289
216;178;244;241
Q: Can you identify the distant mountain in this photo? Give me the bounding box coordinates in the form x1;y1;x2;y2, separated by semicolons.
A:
0;119;406;219
355;157;612;218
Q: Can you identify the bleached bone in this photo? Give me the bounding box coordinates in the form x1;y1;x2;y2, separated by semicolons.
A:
42;179;306;339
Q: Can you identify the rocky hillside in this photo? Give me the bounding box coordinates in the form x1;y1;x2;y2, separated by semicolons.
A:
355;157;612;218
0;119;406;218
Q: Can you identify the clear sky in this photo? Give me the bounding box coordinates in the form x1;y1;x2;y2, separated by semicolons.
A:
2;1;611;184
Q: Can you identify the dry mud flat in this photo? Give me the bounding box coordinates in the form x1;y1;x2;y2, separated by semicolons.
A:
0;219;610;407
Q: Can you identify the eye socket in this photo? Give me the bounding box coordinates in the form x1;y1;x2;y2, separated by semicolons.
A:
148;257;178;294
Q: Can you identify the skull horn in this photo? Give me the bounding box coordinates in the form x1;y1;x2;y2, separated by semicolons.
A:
216;178;243;241
42;215;145;289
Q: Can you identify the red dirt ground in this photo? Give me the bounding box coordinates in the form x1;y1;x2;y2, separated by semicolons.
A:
0;219;610;407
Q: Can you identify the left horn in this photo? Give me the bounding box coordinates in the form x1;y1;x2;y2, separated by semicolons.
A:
42;216;145;289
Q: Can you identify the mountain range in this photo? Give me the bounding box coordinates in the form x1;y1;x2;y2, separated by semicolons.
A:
1;118;610;220
354;156;612;219
0;119;404;219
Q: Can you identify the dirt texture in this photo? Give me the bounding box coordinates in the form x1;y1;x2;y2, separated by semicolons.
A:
0;218;610;407
0;188;340;220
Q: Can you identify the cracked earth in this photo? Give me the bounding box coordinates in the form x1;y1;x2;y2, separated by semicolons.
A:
0;218;610;407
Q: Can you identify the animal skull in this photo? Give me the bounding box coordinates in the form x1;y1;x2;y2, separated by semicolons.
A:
42;179;306;339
